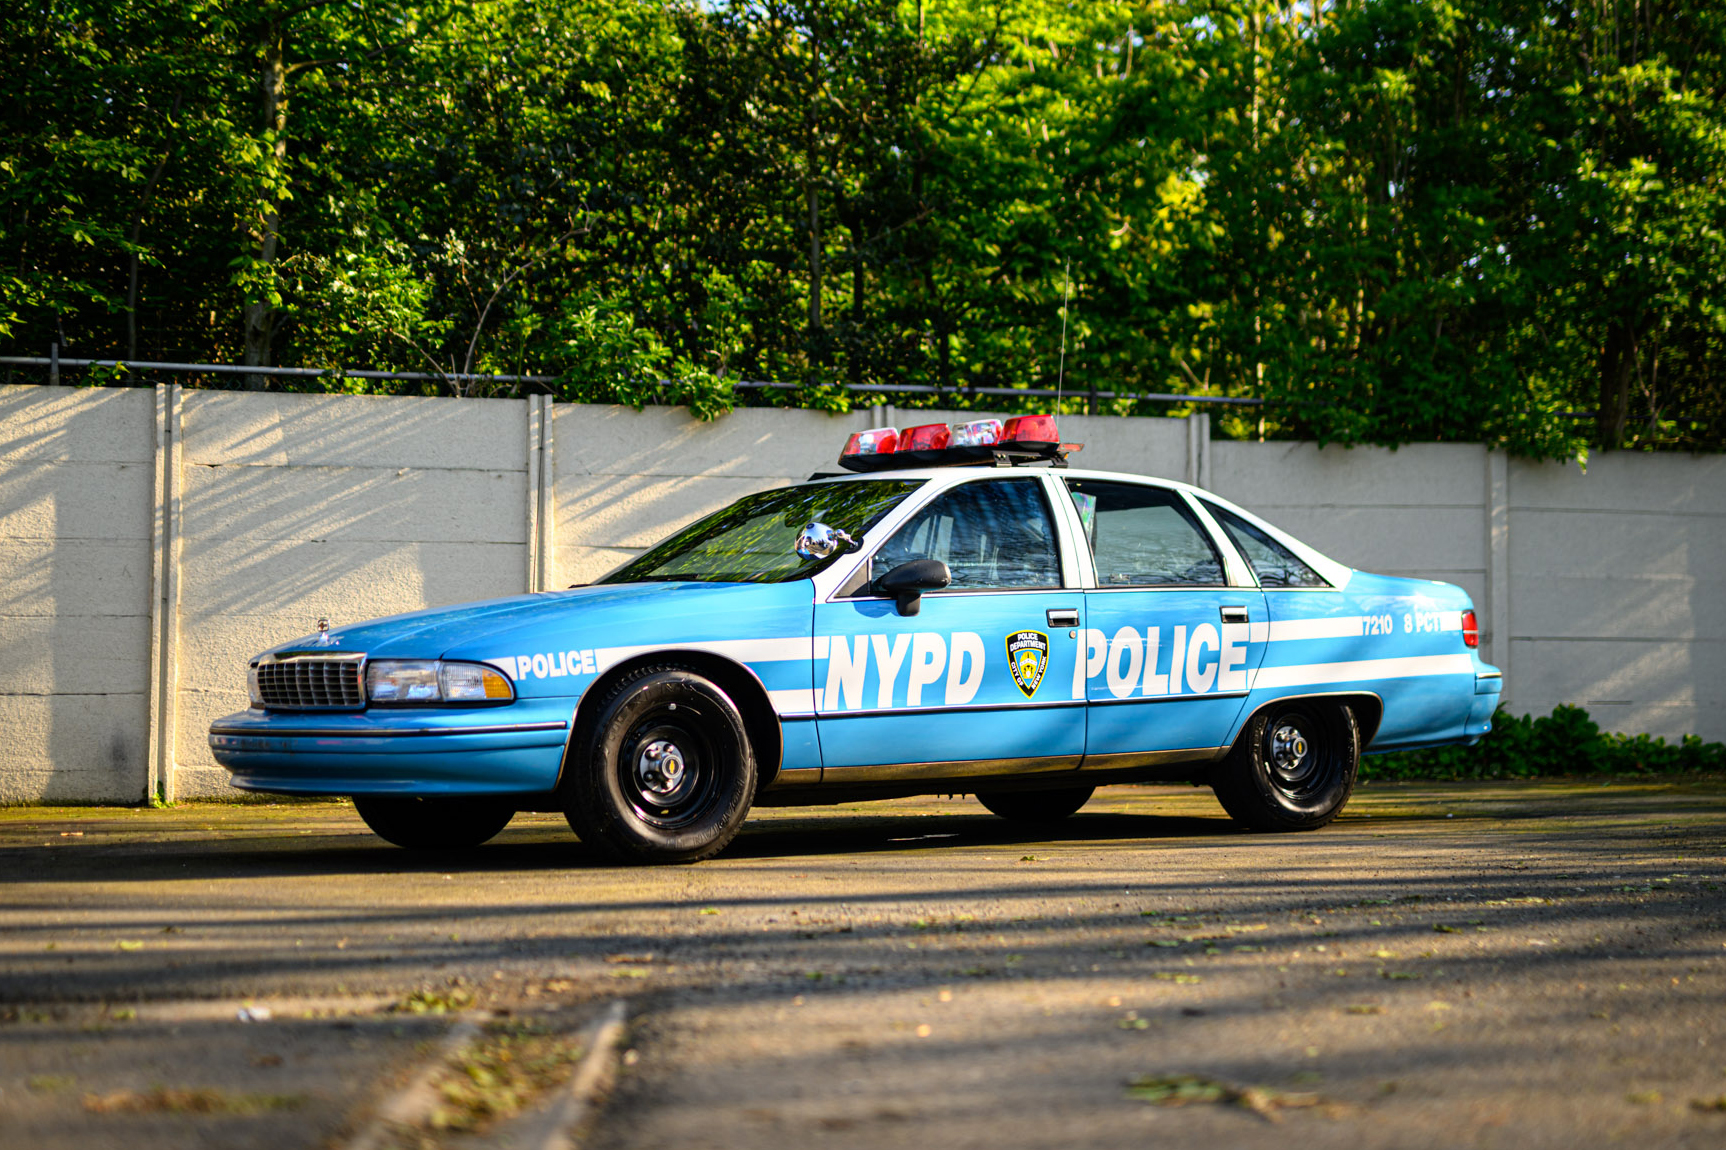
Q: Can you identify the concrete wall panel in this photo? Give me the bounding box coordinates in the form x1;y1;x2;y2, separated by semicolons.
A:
0;693;149;804
1510;511;1726;580
0;538;154;617
556;404;868;479
0;614;153;694
1510;575;1725;642
0;386;154;804
1211;441;1488;507
1508;636;1723;742
1511;452;1726;514
177;539;524;632
0;461;153;541
0;385;154;464
182;391;529;470
181;464;528;545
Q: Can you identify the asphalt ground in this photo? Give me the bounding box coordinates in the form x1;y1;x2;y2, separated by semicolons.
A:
1;779;1724;1148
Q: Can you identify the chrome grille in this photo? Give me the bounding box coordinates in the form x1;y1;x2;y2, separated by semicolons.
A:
256;656;365;710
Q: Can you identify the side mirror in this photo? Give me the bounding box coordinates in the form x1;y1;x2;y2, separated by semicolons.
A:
795;521;856;561
875;558;951;617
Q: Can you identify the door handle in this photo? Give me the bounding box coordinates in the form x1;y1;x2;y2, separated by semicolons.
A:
1220;606;1250;624
1047;608;1080;628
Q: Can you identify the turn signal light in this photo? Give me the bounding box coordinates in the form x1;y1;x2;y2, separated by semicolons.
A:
1461;609;1479;648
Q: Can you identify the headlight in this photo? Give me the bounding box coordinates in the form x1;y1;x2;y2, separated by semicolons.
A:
247;662;263;707
366;660;514;704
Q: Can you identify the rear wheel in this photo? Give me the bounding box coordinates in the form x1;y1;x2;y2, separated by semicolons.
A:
563;665;756;864
976;786;1095;824
1212;701;1359;831
353;796;514;850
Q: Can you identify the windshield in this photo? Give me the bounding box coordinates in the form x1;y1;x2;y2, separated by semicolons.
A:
598;479;924;585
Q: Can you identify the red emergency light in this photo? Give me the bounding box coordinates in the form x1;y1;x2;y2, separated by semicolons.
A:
838;414;1077;471
839;427;899;458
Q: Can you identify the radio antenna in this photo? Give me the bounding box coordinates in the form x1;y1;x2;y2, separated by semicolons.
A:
1055;257;1071;414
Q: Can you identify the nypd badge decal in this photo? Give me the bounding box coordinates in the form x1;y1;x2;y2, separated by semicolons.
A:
1006;630;1050;698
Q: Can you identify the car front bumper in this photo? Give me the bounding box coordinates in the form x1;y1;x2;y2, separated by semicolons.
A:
208;700;574;797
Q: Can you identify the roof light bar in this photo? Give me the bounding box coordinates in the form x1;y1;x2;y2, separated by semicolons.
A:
838;413;1073;472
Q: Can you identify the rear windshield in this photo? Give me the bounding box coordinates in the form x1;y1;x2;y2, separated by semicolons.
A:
598;480;924;585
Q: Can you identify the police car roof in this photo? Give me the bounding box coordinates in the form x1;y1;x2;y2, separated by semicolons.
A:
797;463;1355;587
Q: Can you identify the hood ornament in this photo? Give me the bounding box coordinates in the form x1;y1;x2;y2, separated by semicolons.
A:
311;617;338;646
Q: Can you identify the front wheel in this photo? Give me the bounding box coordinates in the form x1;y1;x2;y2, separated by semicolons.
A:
353;796;514;849
563;665;756;864
976;786;1095;823
1212;701;1359;831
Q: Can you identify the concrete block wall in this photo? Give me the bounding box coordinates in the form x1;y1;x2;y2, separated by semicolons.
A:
1506;452;1726;741
0;383;1719;802
0;386;157;802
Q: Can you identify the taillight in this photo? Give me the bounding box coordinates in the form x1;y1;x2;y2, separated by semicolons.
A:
897;423;952;452
1460;609;1479;648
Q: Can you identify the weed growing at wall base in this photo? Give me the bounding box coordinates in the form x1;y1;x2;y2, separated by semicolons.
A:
1363;705;1726;781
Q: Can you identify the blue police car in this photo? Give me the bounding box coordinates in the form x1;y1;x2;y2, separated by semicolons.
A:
209;415;1501;863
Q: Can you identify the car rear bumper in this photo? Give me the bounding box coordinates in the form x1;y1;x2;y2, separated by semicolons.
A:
208;702;572;796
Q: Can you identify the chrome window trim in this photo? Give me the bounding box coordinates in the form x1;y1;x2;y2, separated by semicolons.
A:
1188;491;1353;590
1044;471;1098;589
1178;490;1258;588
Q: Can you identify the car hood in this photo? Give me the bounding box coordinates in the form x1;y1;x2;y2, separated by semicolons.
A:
262;580;813;662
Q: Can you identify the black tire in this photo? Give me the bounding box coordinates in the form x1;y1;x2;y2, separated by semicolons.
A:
1212;701;1359;831
562;665;756;864
976;786;1095;823
352;795;514;850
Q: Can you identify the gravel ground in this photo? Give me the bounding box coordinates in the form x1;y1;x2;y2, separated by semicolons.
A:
1;779;1723;1148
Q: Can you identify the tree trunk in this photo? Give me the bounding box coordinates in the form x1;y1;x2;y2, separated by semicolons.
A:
851;224;865;317
806;182;822;333
242;25;289;388
127;98;181;362
1595;319;1637;449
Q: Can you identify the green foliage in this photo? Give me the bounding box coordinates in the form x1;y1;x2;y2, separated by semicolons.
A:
2;1;1722;448
1364;704;1726;781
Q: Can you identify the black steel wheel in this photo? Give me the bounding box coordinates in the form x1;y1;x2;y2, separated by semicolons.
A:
1212;701;1359;831
563;665;756;864
975;786;1095;824
352;795;514;849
